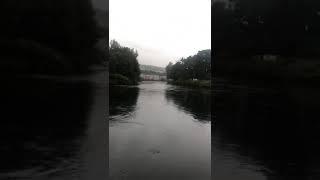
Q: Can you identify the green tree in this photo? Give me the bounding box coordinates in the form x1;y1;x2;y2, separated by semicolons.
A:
109;40;140;85
167;50;211;81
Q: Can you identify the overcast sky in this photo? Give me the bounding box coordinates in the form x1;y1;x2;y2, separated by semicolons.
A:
109;0;211;67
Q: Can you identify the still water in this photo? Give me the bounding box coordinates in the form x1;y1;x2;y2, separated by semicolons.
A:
0;71;107;180
213;79;320;180
109;81;211;180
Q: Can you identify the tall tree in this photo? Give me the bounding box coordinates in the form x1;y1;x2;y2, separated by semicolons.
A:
166;50;211;81
109;40;140;84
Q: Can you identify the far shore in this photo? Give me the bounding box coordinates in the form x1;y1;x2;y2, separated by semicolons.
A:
167;79;211;89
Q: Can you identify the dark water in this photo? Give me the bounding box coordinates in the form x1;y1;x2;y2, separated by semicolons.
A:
109;81;211;180
213;79;320;180
0;71;107;180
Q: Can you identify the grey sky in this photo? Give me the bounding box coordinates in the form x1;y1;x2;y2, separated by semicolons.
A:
109;0;211;67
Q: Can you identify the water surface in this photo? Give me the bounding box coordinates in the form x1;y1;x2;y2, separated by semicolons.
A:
213;79;320;180
109;81;211;180
0;71;107;180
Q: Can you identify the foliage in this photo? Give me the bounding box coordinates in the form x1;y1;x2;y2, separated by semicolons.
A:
166;50;211;81
109;40;141;85
109;74;132;85
0;0;103;74
213;0;320;57
213;0;320;84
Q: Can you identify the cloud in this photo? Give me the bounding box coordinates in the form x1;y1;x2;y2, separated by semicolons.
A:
110;0;211;67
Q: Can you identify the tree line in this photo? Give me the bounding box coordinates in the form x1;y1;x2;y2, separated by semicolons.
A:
213;0;320;58
0;0;105;74
109;40;140;85
166;50;211;81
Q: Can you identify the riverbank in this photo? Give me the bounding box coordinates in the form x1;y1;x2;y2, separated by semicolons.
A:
109;73;139;85
168;80;211;89
215;57;320;87
0;38;105;76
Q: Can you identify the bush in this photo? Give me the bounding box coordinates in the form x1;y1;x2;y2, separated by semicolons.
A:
109;74;132;85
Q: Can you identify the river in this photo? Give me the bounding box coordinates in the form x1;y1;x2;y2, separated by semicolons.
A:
3;74;318;180
109;81;211;180
0;71;107;180
213;79;320;180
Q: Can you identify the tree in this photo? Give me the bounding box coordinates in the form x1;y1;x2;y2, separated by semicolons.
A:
0;0;102;74
166;62;173;79
213;0;320;57
166;50;211;81
109;40;140;85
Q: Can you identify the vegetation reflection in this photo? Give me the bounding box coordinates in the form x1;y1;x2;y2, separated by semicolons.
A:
165;88;211;122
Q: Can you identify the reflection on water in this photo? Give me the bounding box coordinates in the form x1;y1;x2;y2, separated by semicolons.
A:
213;80;320;180
109;81;211;180
0;72;107;179
109;86;139;123
165;87;211;122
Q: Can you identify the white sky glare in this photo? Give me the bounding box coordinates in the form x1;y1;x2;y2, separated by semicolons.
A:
109;0;211;67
